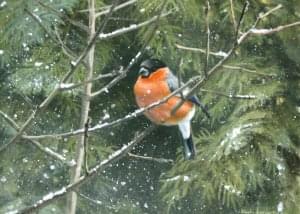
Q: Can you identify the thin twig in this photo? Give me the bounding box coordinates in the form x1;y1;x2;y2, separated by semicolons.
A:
230;0;237;31
84;118;90;175
59;71;119;91
175;44;228;57
204;0;210;78
222;65;276;77
128;153;174;164
234;1;249;43
95;0;138;18
200;89;256;99
77;192;105;206
54;27;76;61
0;111;74;166
10;125;156;214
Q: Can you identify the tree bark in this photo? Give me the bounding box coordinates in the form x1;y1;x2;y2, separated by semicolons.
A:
66;0;96;213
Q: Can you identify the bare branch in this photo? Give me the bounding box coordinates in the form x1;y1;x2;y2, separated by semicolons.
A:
128;153;174;164
175;44;228;58
10;126;155;214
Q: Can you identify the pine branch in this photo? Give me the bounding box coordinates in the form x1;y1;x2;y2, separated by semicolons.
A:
0;1;119;154
9;125;156;214
0;111;74;166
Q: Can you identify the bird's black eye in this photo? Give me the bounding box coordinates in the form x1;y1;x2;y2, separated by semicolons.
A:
139;67;150;78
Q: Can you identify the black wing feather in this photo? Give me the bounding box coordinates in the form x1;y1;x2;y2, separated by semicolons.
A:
166;70;211;118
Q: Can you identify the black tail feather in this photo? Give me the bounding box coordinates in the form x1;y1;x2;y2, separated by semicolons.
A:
182;136;196;160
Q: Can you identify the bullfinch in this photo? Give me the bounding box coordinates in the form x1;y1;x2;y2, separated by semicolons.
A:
134;59;210;160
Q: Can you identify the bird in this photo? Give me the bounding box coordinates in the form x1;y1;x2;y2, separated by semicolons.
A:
133;58;210;160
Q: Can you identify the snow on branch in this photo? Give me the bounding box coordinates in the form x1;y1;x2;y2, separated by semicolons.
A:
98;10;173;40
249;21;300;35
9;126;155;214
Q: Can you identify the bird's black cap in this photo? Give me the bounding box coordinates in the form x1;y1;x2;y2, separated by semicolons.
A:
140;58;166;73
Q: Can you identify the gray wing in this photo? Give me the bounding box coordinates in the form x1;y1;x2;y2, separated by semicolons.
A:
166;70;180;92
166;70;211;118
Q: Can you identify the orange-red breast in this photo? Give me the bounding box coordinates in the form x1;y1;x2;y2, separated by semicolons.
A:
134;59;210;160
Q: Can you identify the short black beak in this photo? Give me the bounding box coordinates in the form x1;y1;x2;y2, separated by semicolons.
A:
139;67;150;78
